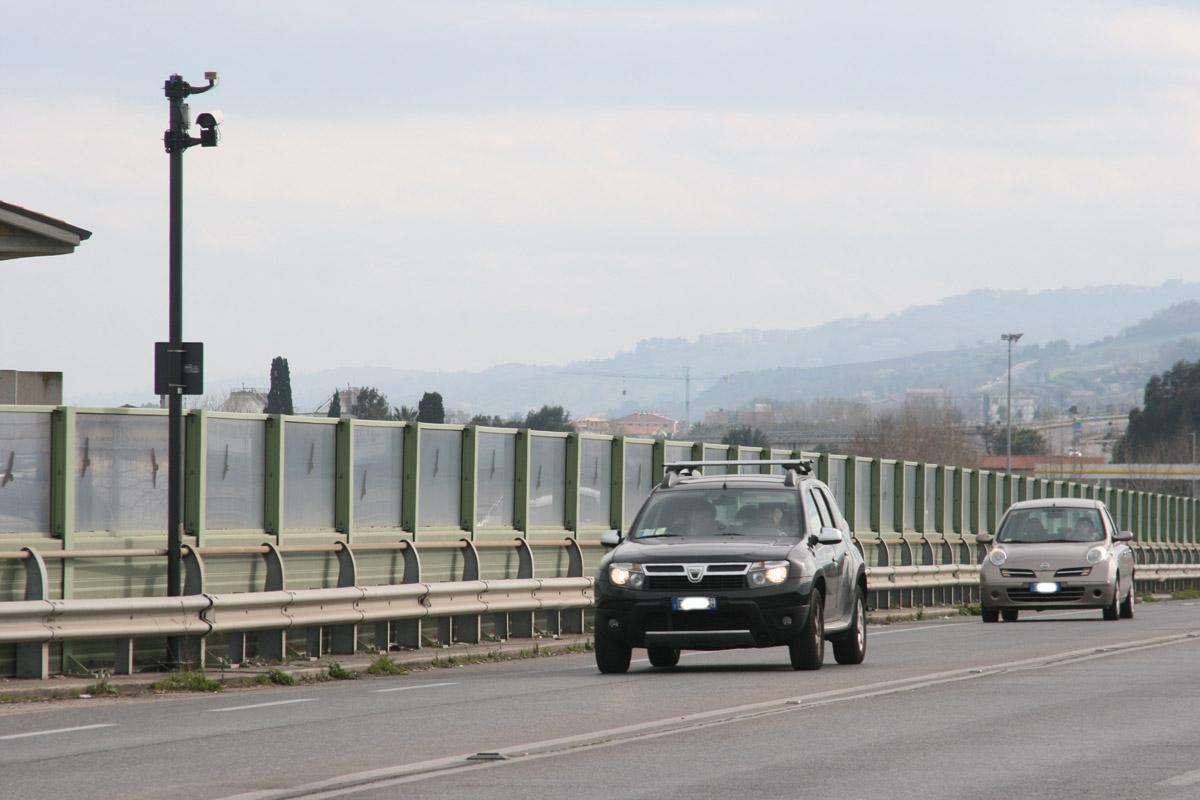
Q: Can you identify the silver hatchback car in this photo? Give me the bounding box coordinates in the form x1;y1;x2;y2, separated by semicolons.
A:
977;499;1135;623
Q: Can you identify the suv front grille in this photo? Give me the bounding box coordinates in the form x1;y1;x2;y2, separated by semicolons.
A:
644;610;752;632
646;575;746;592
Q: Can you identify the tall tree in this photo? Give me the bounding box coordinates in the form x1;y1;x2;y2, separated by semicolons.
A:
524;405;572;432
350;387;392;420
722;426;770;449
985;427;1047;456
392;405;419;423
1116;359;1200;462
327;389;341;418
263;356;293;415
417;391;445;424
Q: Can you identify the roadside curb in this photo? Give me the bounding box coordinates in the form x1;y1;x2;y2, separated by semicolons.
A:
0;635;594;704
868;606;966;625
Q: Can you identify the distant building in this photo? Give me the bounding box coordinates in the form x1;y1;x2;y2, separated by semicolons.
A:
571;416;612;434
702;403;775;429
1;200;91;261
611;412;679;438
0;370;62;405
976;454;1106;474
221;387;269;413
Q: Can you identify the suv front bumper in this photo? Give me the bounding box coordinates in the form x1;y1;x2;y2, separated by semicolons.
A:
595;588;814;650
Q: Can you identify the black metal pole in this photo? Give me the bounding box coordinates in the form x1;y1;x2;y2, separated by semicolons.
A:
165;75;186;667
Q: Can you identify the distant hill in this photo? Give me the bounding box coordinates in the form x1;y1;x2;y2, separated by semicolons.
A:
200;281;1200;419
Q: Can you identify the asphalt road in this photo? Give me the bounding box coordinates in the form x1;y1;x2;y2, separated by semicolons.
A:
3;602;1200;800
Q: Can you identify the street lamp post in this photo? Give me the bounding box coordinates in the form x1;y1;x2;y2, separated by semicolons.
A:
160;72;220;665
1000;332;1023;474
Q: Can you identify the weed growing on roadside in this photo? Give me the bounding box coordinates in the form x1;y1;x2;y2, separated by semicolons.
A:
957;603;982;616
151;671;224;693
327;662;357;680
256;669;298;686
83;673;120;697
367;655;409;676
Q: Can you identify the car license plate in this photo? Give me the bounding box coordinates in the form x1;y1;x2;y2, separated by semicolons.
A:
1030;582;1060;594
673;597;716;611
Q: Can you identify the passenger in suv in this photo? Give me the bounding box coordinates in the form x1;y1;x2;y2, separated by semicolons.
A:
593;460;868;673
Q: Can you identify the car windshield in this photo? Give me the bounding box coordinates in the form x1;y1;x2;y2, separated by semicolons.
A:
997;507;1106;544
630;487;802;541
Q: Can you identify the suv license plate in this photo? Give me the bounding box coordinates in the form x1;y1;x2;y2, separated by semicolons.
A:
1030;582;1060;594
673;597;716;611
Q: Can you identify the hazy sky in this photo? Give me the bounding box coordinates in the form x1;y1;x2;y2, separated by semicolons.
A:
3;1;1199;403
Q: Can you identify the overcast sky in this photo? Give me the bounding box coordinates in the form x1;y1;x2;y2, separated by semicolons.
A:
3;1;1199;403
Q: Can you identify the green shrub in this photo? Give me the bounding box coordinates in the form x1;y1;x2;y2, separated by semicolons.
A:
151;671;223;693
255;668;298;686
327;662;357;680
367;655;408;676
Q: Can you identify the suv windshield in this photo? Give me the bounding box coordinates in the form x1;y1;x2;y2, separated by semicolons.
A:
997;507;1106;544
630;487;802;541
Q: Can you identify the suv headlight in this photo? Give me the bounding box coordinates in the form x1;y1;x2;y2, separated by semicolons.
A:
1086;546;1108;565
988;548;1007;567
748;560;790;587
609;562;644;589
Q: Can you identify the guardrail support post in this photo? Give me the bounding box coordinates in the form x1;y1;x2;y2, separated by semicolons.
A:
329;542;358;655
505;538;535;639
180;546;207;669
560;539;585;635
259;543;287;661
16;547;50;680
450;539;481;645
379;544;422;650
114;639;135;675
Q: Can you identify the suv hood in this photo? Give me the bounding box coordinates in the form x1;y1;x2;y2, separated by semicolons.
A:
613;539;798;563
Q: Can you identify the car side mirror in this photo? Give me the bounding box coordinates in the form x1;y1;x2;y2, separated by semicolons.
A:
975;533;994;545
600;530;621;547
814;527;843;546
1113;530;1134;542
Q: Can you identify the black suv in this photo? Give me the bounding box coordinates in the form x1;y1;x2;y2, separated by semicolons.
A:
594;460;867;673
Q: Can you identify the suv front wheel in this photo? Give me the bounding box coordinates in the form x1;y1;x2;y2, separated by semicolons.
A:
789;590;825;670
595;626;632;674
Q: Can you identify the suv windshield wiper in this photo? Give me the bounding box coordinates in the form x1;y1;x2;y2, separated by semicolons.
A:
634;533;680;539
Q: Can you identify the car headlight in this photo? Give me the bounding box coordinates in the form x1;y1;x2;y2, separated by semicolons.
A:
748;560;790;587
608;562;644;589
988;548;1007;566
1086;546;1108;565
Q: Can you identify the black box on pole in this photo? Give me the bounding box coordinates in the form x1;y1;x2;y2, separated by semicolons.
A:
154;341;204;395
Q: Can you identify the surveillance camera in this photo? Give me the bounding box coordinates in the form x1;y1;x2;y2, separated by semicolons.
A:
196;110;223;129
205;71;219;83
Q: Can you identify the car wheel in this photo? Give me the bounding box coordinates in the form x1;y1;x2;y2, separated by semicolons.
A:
981;607;1000;623
594;627;632;674
789;590;825;670
1102;580;1121;621
647;646;680;668
1119;578;1136;619
832;588;867;665
1001;608;1019;622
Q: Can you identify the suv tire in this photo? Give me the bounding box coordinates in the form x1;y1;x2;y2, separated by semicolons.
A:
832;588;866;665
1120;581;1135;619
789;590;825;670
1001;608;1019;622
595;628;632;674
981;607;1000;623
647;646;680;668
1102;583;1121;621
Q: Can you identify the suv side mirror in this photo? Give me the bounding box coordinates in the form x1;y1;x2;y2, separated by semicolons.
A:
814;527;843;546
1113;530;1134;542
600;530;621;547
975;533;994;545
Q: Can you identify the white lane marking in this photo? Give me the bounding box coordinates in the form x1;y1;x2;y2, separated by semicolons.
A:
371;682;458;694
1159;768;1200;787
0;723;116;741
208;699;316;713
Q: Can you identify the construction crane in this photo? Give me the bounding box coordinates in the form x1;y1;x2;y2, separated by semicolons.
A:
556;366;724;434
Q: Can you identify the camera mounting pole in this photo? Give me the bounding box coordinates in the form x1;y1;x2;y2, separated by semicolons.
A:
162;72;218;667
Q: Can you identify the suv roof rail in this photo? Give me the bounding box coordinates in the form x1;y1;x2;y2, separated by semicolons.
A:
660;459;815;488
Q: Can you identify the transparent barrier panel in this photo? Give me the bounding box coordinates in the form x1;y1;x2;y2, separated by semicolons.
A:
76;414;167;532
739;448;763;474
702;446;728;476
903;464;916;531
827;457;847;512
579;438;612;528
880;465;895;532
284;422;335;530
354;425;404;528
624;442;653;530
855;460;873;531
923;466;936;531
529;436;567;529
475;431;515;529
665;444;691;466
419;429;462;529
943;469;956;532
0;411;52;533
206;418;265;530
977;474;988;533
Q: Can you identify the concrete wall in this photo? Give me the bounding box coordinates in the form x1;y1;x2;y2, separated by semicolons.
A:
0;370;63;405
